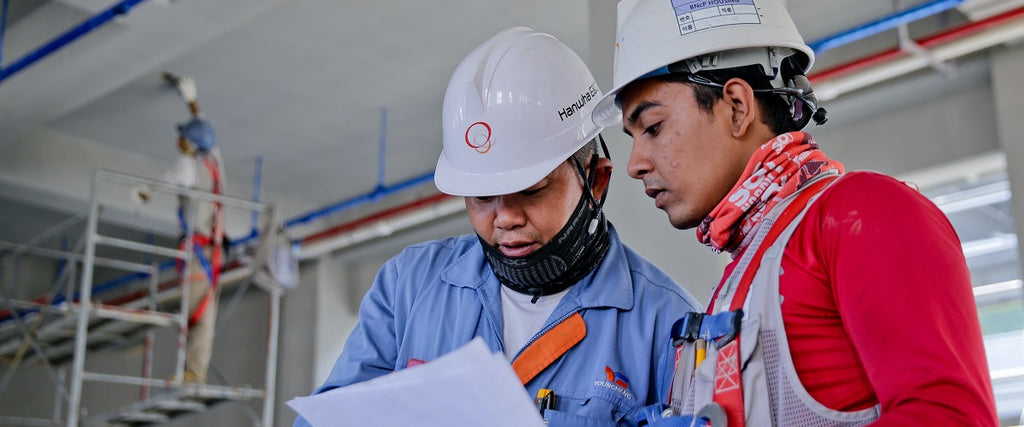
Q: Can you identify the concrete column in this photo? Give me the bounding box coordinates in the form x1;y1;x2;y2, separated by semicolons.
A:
312;255;355;386
275;259;319;425
991;43;1024;272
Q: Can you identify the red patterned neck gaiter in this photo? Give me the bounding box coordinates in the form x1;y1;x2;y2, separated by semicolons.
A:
696;131;844;254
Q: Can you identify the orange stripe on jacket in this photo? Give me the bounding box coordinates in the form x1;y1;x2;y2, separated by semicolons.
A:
512;312;586;385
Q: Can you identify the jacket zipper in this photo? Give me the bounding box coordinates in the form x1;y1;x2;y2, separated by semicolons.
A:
478;289;506;355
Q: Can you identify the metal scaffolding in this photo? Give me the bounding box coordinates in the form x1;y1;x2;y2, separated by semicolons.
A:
0;169;283;426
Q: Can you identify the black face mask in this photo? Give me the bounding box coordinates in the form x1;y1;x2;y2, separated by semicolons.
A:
479;139;612;303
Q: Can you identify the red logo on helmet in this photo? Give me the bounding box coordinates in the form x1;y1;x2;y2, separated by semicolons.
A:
465;122;492;154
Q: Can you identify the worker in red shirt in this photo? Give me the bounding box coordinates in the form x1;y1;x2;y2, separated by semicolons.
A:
591;0;998;425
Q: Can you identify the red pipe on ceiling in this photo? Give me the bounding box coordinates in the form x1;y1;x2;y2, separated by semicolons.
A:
810;6;1024;83
299;192;456;247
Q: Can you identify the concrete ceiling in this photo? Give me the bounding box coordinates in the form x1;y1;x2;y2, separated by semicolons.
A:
1;0;597;208
0;0;1016;237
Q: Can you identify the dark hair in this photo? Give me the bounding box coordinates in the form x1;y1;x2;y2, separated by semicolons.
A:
653;65;800;134
570;139;598;166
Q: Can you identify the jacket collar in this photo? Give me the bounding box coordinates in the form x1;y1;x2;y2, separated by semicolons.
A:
440;225;634;311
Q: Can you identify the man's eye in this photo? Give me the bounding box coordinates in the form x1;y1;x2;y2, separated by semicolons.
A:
521;188;542;196
645;122;661;136
475;196;493;202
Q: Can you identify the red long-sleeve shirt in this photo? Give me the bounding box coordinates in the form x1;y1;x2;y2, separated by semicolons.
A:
718;171;998;425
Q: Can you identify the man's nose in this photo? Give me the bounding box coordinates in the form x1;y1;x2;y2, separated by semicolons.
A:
493;196;526;230
627;140;651;180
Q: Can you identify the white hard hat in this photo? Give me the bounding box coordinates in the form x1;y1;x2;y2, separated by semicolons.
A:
435;26;604;197
592;0;815;127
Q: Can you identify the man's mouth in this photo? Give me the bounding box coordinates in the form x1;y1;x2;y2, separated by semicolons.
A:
645;187;666;209
498;240;538;257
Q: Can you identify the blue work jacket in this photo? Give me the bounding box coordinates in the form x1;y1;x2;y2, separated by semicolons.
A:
295;226;700;426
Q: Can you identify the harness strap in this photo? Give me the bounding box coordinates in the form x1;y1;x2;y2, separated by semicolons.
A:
176;233;224;328
176;235;219;281
200;155;225;284
709;175;838;427
511;312;587;385
175;155;225;330
193;241;216;283
722;176;838;313
188;289;213;328
177;238;216;328
177;207;189;234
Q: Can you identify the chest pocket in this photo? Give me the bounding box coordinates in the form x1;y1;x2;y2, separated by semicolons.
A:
541;385;636;427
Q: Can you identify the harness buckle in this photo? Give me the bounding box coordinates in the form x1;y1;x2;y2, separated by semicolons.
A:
670;309;744;349
670;312;704;347
713;309;744;350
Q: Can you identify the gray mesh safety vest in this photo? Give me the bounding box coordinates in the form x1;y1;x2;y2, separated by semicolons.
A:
675;173;881;426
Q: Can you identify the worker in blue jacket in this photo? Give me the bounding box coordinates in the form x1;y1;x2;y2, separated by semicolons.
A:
294;27;700;427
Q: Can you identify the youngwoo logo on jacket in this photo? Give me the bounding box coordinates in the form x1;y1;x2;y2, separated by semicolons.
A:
595;366;633;400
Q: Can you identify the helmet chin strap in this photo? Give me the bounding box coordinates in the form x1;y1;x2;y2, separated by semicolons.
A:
668;50;828;129
684;70;828;129
570;134;612;235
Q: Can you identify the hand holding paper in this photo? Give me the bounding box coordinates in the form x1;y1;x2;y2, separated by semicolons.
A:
288;338;545;427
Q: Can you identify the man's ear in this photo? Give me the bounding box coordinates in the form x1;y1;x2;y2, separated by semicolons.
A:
721;78;757;138
590;158;614;203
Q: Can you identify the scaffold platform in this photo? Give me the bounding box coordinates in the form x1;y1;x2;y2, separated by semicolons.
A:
91;383;264;426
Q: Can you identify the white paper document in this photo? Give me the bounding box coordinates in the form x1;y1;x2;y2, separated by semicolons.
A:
288;338;545;427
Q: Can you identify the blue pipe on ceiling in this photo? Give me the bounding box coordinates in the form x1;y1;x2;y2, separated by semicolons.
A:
808;0;965;54
0;0;148;83
281;171;436;231
378;107;388;191
250;156;263;239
